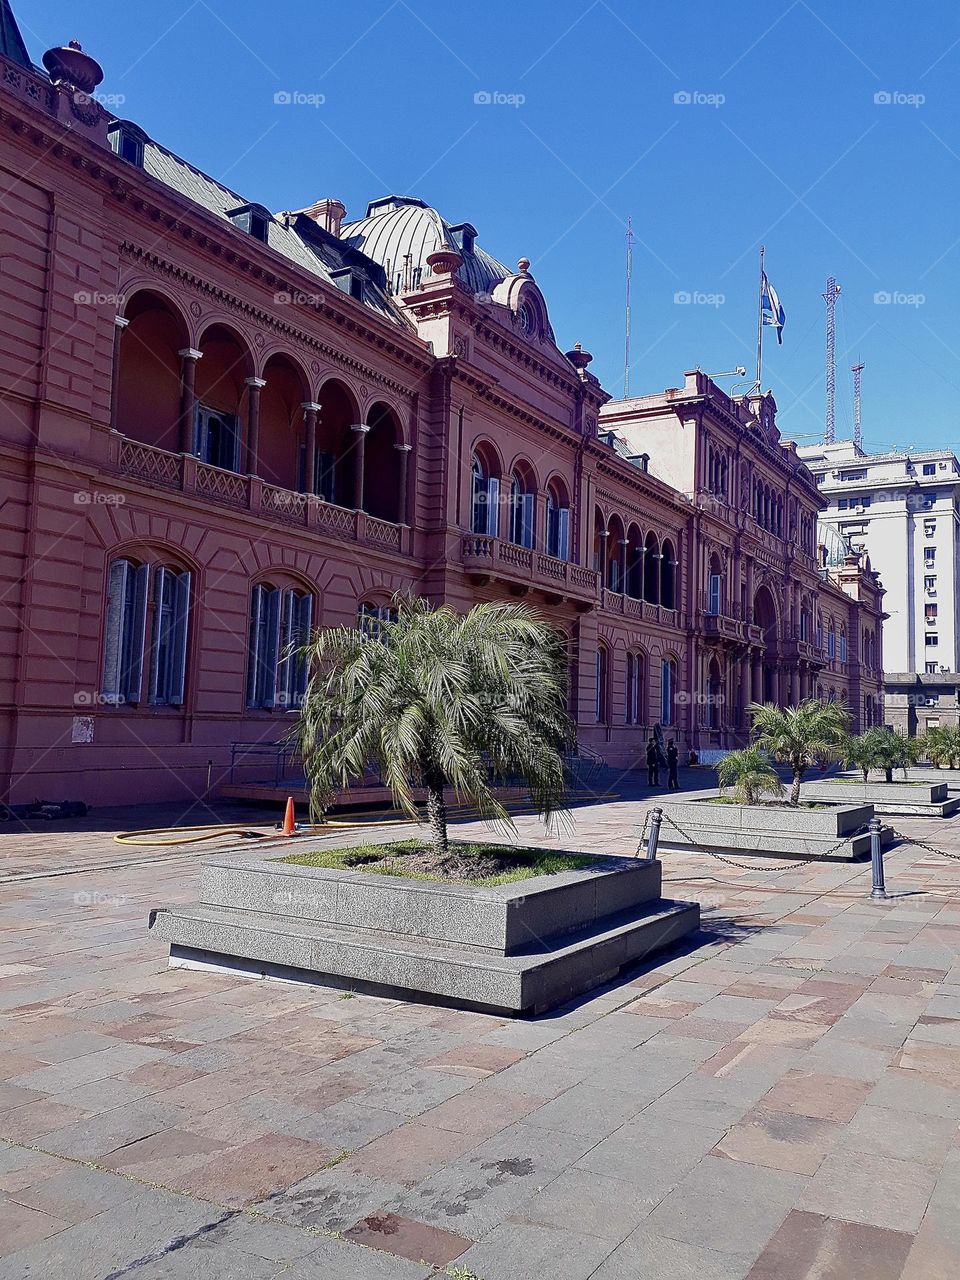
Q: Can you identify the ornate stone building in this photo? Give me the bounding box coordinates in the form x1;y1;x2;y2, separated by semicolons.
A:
0;6;884;806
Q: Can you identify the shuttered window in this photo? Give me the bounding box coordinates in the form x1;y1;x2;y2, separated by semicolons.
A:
101;560;189;707
248;586;314;709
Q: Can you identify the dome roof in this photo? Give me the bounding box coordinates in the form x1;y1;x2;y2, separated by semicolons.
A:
341;196;511;297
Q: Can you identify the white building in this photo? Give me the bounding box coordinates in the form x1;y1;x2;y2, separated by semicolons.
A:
797;440;960;730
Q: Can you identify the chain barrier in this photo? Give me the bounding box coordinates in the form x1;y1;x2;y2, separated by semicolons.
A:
649;808;870;874
887;828;960;864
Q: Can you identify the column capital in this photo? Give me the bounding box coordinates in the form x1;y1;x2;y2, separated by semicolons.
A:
351;422;370;434
114;315;129;330
394;442;413;453
178;348;203;361
245;376;267;389
301;401;322;413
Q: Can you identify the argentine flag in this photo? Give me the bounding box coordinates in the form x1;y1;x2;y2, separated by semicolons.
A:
761;272;785;344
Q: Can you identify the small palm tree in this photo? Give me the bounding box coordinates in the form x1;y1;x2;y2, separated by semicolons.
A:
859;727;915;783
715;746;784;805
842;732;874;783
750;698;850;807
919;727;950;768
298;597;573;861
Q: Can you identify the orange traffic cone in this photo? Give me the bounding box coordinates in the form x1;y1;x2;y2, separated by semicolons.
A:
281;796;296;836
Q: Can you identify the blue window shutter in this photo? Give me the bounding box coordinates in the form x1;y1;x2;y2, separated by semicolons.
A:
246;585;265;707
557;508;570;561
486;477;499;536
101;559;130;704
521;493;535;548
124;564;150;704
261;588;282;708
169;571;191;706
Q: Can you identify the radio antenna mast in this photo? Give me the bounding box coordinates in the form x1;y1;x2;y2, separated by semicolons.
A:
624;217;634;397
823;276;841;442
852;360;864;449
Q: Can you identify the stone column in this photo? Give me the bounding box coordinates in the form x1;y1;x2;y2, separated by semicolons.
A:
244;377;266;475
394;442;413;524
790;664;800;705
351;423;369;511
751;652;763;704
301;402;320;494
177;348;203;454
770;664;781;707
110;315;129;433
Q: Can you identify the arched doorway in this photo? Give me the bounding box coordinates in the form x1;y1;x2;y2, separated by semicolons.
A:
753;584;780;704
365;402;403;522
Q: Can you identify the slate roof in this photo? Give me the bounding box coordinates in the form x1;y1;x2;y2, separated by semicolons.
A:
0;0;30;69
341;196;512;297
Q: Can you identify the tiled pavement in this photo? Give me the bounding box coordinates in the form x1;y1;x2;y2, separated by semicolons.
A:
0;785;959;1279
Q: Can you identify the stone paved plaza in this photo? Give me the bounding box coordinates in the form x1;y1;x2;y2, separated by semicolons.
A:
1;782;959;1279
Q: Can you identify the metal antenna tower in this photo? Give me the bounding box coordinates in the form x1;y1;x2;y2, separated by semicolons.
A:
624;217;634;397
823;276;841;443
852;361;864;449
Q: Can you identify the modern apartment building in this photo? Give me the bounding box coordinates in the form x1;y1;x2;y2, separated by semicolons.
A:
797;439;960;732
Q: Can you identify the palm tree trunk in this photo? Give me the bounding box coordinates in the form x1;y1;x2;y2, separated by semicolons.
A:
425;779;449;859
789;770;802;807
885;766;893;783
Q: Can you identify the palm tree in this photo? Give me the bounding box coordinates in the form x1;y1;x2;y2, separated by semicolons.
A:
842;732;874;783
749;698;850;807
297;596;573;860
919;727;951;768
858;727;915;783
715;746;784;805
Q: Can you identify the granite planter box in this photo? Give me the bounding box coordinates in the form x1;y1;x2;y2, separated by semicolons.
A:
905;767;960;794
149;844;700;1016
657;796;890;860
805;777;958;817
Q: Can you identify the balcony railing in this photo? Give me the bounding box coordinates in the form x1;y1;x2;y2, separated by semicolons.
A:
462;535;599;602
114;437;407;554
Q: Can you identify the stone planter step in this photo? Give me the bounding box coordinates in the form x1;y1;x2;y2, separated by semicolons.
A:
148;893;700;1016
657;799;892;861
804;779;959;817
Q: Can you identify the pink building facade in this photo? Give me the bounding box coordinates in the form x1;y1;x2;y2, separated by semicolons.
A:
0;10;884;808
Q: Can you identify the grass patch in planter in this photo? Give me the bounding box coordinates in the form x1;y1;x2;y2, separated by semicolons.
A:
700;796;833;810
281;839;597;886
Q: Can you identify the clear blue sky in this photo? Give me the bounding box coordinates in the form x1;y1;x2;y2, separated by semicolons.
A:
15;0;960;452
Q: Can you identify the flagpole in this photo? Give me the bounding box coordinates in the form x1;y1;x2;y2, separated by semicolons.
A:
755;244;765;393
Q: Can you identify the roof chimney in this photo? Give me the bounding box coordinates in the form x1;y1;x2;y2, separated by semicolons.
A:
299;199;347;237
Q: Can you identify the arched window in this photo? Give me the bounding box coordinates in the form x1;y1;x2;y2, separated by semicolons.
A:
595;645;608;723
358;600;398;639
247;584;314;709
661;658;677;726
471;452;500;536
660;538;677;610
626;651;646;725
707;552;723;616
545;480;571;560
643;532;660;604
101;557;191;708
509;467;536;549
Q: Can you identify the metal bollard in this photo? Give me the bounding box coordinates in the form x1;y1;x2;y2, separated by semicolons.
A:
645;807;663;862
869;817;887;900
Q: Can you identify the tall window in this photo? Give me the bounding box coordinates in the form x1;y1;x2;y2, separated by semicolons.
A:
101;559;190;706
148;566;191;705
194;405;240;471
661;658;676;726
839;629;847;664
707;572;721;616
247;585;314;709
471;455;500;536
595;646;608;723
509;471;536;548
545;482;571;560
626;651;645;725
828;627;836;660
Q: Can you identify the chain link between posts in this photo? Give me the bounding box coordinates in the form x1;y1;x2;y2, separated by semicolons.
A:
887;828;960;864
639;807;871;874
